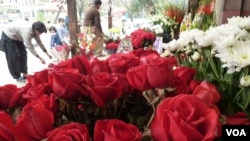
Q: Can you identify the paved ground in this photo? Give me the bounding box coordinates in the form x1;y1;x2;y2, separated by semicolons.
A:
0;48;52;87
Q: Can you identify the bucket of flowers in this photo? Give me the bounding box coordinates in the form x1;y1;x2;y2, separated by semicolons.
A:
150;14;178;43
130;29;156;50
104;39;120;54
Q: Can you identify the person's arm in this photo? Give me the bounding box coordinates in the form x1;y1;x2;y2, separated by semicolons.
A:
23;35;39;57
34;36;52;60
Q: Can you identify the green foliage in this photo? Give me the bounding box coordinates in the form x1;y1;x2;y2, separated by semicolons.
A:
36;11;46;22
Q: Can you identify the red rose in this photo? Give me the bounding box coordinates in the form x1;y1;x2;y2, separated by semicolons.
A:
188;80;202;93
126;65;154;91
140;53;176;69
106;42;120;50
151;94;219;141
127;56;175;90
0;84;17;109
113;73;135;94
85;72;123;107
174;66;196;84
54;56;90;75
48;68;89;100
13;95;54;141
22;83;49;102
132;48;159;57
9;84;31;108
0;111;15;141
107;53;140;73
94;119;142;141
147;64;175;88
89;58;110;73
192;81;220;107
26;69;49;86
226;112;250;125
47;122;90;141
168;76;189;96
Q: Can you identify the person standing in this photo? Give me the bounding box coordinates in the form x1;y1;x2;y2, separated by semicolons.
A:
49;26;62;63
56;17;69;44
49;26;62;47
83;0;104;57
0;20;52;82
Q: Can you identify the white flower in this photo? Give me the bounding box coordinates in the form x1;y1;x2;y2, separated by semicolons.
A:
191;51;200;61
161;50;171;57
196;33;214;47
163;39;183;52
215;40;250;73
228;16;250;30
240;75;250;87
179;29;205;46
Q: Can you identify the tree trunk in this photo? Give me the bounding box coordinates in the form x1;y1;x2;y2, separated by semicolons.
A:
67;0;78;56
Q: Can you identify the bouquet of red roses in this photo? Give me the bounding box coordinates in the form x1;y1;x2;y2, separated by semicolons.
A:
1;48;247;141
130;29;156;49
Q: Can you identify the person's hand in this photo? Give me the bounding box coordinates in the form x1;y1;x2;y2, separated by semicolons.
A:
46;52;53;59
39;57;46;64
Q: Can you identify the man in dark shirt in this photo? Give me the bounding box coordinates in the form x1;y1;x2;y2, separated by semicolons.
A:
83;0;104;57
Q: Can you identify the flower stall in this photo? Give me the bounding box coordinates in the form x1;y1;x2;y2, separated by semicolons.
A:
1;10;250;141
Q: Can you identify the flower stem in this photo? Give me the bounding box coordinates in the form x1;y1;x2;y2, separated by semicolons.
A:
204;49;220;79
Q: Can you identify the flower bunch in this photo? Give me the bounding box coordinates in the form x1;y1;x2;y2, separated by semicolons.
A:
163;16;250;117
77;32;96;56
190;0;216;31
150;14;178;35
105;41;120;50
0;47;225;141
164;0;185;24
130;29;156;49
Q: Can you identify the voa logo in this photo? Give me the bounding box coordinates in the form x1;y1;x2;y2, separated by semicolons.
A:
226;129;247;136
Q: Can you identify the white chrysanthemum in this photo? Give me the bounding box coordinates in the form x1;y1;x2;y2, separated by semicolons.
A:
151;24;164;34
215;40;250;73
213;34;237;49
191;51;200;61
228;16;250;30
240;75;250;87
163;39;180;51
235;29;250;40
196;31;215;47
161;50;172;57
163;39;185;52
179;29;205;46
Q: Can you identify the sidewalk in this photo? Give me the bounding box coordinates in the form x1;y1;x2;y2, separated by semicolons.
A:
0;50;52;87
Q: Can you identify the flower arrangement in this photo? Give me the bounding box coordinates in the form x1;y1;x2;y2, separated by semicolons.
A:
104;39;120;54
0;48;224;140
77;31;96;57
189;0;216;31
150;14;178;34
163;0;185;24
163;16;250;119
130;29;156;49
